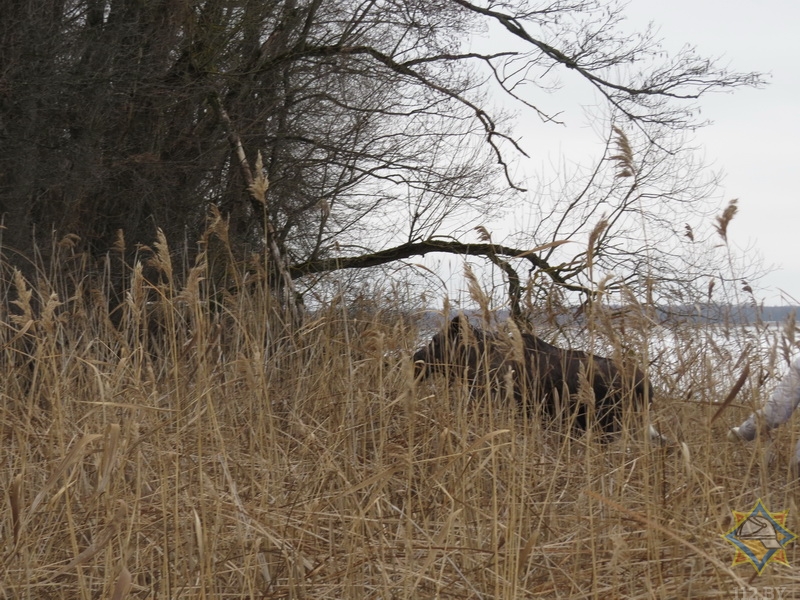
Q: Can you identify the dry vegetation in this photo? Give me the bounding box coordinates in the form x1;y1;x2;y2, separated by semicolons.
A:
1;243;799;599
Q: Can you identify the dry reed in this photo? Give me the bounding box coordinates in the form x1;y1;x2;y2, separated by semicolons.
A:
1;235;799;599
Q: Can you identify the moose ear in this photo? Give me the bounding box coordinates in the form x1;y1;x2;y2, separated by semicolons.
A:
449;314;469;336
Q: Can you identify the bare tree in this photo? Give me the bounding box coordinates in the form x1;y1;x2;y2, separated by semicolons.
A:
0;0;762;312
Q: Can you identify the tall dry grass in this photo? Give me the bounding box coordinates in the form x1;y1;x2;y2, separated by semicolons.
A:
1;235;799;599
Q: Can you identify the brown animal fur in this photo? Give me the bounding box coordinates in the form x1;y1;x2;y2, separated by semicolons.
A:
413;315;653;440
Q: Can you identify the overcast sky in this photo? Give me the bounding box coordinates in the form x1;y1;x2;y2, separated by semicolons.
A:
435;2;798;307
619;0;800;305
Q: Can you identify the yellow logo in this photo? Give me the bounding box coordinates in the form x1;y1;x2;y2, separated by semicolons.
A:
723;499;796;575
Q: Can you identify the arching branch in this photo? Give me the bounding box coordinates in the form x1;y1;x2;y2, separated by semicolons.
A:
289;239;591;295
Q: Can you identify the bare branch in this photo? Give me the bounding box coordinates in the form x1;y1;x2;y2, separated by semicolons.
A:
289;238;590;294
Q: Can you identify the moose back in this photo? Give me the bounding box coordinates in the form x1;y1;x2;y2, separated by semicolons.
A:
413;315;653;439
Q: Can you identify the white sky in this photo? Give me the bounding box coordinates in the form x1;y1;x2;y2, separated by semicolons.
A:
508;0;799;305
621;0;800;305
426;1;799;307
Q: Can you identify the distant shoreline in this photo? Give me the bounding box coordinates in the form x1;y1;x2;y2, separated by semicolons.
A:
416;305;800;326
